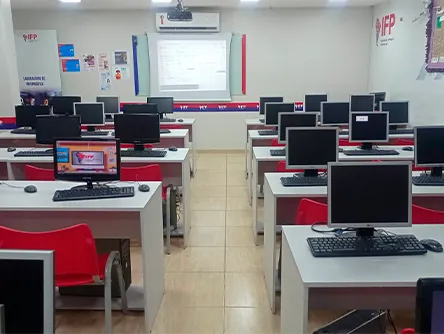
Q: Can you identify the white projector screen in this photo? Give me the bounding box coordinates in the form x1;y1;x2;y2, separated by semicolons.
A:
148;33;232;101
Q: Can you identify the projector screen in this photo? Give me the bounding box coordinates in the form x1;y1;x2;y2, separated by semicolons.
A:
148;33;232;101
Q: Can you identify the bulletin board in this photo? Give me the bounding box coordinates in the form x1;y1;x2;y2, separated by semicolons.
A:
426;0;444;72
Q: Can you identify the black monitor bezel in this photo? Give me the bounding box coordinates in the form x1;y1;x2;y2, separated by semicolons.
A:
147;97;174;114
114;113;161;145
36;115;81;145
15;105;51;129
416;278;444;334
51;96;81;115
122;103;158;114
259;97;284;115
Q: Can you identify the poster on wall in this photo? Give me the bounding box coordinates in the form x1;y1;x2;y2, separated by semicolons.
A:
99;72;112;91
98;52;110;71
81;53;97;71
113;51;129;65
426;0;444;72
58;43;75;57
14;30;62;106
62;59;81;72
112;66;130;80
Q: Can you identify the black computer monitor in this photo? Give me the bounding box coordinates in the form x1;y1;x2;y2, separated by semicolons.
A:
54;138;120;189
278;112;318;144
415;126;444;178
114;113;160;151
51;96;81;115
36;115;81;145
380;101;409;126
15;105;50;129
259;97;284;115
349;112;389;150
350;94;375;112
304;94;328;112
74;102;105;131
286;127;338;177
123;103;158;115
320;102;350;126
147;97;174;114
328;162;412;237
371;92;386;111
416;278;444;334
265;103;295;126
96;96;120;114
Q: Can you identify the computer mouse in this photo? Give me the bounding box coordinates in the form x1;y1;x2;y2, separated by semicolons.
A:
178;119;184;122
169;146;178;152
403;147;414;152
24;185;37;194
420;239;443;253
7;147;16;152
138;184;150;193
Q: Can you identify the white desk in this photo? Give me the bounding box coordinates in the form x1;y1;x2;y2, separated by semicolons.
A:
280;225;444;334
244;119;268;179
0;180;164;333
251;146;415;244
263;172;444;313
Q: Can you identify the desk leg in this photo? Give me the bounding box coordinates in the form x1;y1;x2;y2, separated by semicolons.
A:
182;155;191;248
6;162;14;180
264;180;277;313
247;139;253;205
245;127;249;180
252;156;259;245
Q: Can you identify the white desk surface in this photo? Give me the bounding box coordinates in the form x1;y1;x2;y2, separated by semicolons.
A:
282;225;444;287
104;118;195;126
246;118;264;126
0;181;161;212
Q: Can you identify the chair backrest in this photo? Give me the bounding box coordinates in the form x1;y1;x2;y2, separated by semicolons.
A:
120;144;153;149
160;125;184;130
0;224;100;284
121;164;163;182
412;205;444;224
339;139;356;146
295;198;328;225
271;139;285;147
25;165;54;181
396;139;414;146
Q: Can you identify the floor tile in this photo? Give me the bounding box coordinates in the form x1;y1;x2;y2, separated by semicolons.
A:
225;247;263;273
226;198;250;211
224;308;280;334
227;162;244;171
165;247;225;272
227;171;247;186
226;210;252;226
188;226;226;247
192;198;226;211
194;170;226;186
130;247;142;273
225;273;269;307
226;186;248;199
196;155;226;170
191;211;226;227
191;185;226;198
226;227;255;247
226;154;244;163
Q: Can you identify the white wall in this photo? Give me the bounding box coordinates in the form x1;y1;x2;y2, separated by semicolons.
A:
368;0;444;125
12;7;373;149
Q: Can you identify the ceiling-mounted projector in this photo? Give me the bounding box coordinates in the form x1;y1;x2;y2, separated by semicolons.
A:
167;0;193;21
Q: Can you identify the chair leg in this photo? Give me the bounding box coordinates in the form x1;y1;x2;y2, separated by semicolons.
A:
166;186;172;255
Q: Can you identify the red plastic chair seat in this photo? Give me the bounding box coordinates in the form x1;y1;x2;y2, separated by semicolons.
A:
295;198;328;225
25;165;55;181
271;139;285;147
396;139;414;146
339;139;356;146
57;253;108;287
412;204;444;224
121;164;166;200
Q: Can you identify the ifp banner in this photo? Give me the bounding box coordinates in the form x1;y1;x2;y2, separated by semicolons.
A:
14;30;62;106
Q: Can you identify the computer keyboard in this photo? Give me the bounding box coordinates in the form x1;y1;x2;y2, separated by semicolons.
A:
307;234;427;258
258;130;278;136
53;186;135;202
121;150;167;158
160;118;176;123
160;129;171;134
280;175;327;187
270;148;286;157
11;128;36;135
342;149;400;156
14;150;53;157
413;174;444;186
81;131;110;136
389;129;414;135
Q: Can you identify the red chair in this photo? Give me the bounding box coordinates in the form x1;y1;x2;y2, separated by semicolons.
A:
271;139;285;147
0;224;128;333
396;139;414;146
295;198;328;225
339;139;356;146
25;165;54;181
160;124;184;130
412;204;444;224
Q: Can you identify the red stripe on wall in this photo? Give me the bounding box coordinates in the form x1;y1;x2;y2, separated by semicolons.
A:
242;34;247;95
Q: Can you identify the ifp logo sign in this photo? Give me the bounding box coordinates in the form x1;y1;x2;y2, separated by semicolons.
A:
376;13;396;47
23;33;38;42
73;151;104;166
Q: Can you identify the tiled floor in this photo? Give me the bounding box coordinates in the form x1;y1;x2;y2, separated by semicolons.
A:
56;151;415;333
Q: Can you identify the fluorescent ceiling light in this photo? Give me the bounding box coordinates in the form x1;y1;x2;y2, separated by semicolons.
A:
152;0;172;2
241;0;260;2
59;0;81;3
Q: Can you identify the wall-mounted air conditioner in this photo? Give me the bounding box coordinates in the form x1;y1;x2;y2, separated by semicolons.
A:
155;12;220;33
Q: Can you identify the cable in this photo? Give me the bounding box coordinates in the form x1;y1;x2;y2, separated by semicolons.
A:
0;182;25;189
310;222;356;237
387;310;398;334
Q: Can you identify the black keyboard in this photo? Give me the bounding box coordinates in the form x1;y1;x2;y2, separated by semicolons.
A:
14;150;53;157
307;235;427;258
280;176;327;187
342;149;400;156
389;129;414;135
160;129;171;134
270;148;286;157
121;150;167;158
53;186;135;202
81;131;110;136
160;118;176;123
11;129;36;135
258;130;278;136
413;174;444;186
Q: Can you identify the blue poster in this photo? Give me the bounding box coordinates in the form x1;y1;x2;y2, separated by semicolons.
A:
62;59;80;72
58;44;75;57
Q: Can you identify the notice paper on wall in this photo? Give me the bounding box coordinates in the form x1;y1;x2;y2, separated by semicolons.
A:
58;44;75;57
113;51;129;65
99;71;112;91
62;59;81;72
98;52;110;71
113;66;130;80
82;53;97;72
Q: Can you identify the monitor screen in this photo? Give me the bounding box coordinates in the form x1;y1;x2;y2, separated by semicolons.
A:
371;92;386;110
328;162;411;228
304;94;328;112
15;105;50;129
380;101;409;125
123;103;158;114
74;103;105;126
321;102;350;125
278;112;318;143
96;96;120;114
349;112;388;143
36;115;81;145
259;97;283;115
286;127;338;169
54;139;120;182
350;95;375;112
148;97;174;114
415;126;444;167
114;113;160;144
265;103;295;126
51;96;81;115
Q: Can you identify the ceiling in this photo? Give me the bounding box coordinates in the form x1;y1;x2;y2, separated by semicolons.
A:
11;0;388;10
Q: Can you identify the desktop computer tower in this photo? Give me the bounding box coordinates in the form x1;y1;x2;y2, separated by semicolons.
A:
313;310;386;334
59;239;131;298
164;187;178;230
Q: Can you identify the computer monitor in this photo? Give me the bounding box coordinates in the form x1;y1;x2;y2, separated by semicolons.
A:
0;249;54;334
416;278;444;334
415;126;444;178
349;112;389;150
15;105;50;129
350;94;375;112
96;96;120;114
147;97;174;114
328;161;412;237
123;103;158;115
51;96;81;115
278;112;318;144
304;94;328;112
114;113;160;151
54;138;120;189
74;102;105;131
286;127;338;177
380;101;409;126
371;92;386;111
36;115;81;145
265;103;295;126
320;102;350;126
259;97;284;115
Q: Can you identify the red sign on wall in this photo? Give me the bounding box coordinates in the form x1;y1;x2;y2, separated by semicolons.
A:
376;13;396;47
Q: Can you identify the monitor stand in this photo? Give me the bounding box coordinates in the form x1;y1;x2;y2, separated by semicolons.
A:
71;181;109;190
303;169;319;178
431;167;443;178
86;126;96;132
355;228;376;237
360;143;373;150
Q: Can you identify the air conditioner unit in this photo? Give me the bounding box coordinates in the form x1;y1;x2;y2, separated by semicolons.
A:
156;12;220;33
